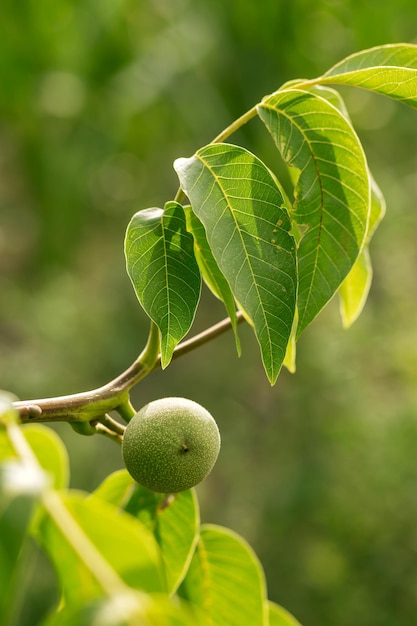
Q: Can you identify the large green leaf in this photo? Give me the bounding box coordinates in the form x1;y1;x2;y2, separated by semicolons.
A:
93;470;200;595
184;206;241;355
257;89;370;335
38;491;165;606
319;43;417;108
268;601;302;626
174;143;297;384
125;201;201;368
179;524;267;625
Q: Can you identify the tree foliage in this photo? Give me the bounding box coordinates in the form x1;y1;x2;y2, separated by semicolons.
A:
3;43;417;625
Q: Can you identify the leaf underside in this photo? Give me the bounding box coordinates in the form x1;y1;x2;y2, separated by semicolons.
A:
175;143;297;384
320;43;417;109
125;201;201;368
257;89;370;336
179;524;268;626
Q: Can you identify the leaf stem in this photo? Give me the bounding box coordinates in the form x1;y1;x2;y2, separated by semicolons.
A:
211;105;258;144
98;414;127;435
96;422;124;444
115;399;137;423
174;106;258;204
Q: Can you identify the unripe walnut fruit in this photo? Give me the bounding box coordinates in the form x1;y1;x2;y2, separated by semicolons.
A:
122;397;221;493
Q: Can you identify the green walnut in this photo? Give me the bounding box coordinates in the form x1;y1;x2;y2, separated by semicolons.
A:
122;397;220;493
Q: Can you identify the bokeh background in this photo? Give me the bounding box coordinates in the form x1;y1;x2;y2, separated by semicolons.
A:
2;1;417;625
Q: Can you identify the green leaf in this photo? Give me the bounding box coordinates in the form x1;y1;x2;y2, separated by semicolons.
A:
366;176;387;242
93;471;200;595
338;247;372;329
299;87;385;329
184;206;241;355
125;201;201;369
319;43;417;108
268;601;302;626
38;491;165;606
179;523;267;625
258;89;370;335
338;177;386;327
174;143;297;384
128;488;200;596
23;424;70;490
298;86;385;328
92;468;134;507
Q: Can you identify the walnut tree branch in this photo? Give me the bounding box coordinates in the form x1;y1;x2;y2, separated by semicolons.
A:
13;312;244;424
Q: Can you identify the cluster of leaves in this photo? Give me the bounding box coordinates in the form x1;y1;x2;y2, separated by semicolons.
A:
0;396;298;625
126;44;417;384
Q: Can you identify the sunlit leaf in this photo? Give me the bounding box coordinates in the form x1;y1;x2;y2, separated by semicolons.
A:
93;471;200;595
295;87;385;328
258;89;370;335
268;601;302;626
366;176;386;241
319;43;417;108
175;143;297;384
184;206;241;355
338;247;372;328
179;524;267;625
38;491;165;606
125;201;201;368
339;177;386;327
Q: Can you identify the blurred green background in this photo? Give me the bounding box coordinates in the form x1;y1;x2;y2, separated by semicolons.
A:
2;1;417;624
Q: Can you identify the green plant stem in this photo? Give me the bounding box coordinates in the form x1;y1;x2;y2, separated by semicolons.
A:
99;414;127;435
174;106;258;205
13;312;245;425
96;423;124;444
116;399;137;423
211;105;258;143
